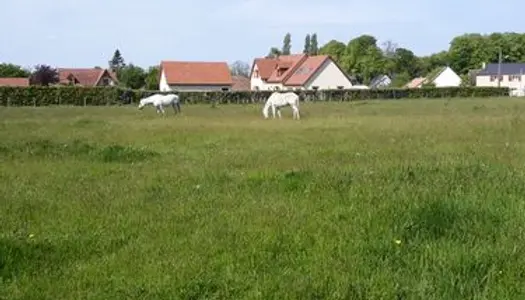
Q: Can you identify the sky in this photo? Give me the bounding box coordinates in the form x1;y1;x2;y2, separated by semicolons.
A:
0;0;523;70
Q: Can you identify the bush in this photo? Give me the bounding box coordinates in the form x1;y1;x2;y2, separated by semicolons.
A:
0;86;510;107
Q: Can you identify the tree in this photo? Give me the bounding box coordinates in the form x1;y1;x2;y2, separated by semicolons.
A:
0;63;30;78
144;66;160;90
230;60;250;77
303;34;311;54
309;33;318;55
282;33;291;55
30;65;59;86
109;49;125;73
118;64;146;89
319;40;346;63
266;47;282;58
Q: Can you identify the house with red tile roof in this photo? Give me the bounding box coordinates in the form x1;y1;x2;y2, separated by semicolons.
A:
250;54;353;91
159;61;233;92
58;68;118;87
0;77;29;87
231;75;250;91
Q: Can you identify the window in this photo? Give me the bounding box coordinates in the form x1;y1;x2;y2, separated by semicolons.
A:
509;75;522;82
490;75;503;82
274;86;280;90
312;86;319;90
337;86;344;89
221;87;229;92
254;70;259;78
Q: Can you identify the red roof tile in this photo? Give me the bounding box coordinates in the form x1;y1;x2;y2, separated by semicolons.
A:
160;61;232;85
284;55;330;86
253;54;343;87
231;76;250;91
58;68;117;86
252;58;278;79
0;77;29;87
266;54;307;83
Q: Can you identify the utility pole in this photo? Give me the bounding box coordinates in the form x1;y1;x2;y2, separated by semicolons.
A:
497;48;502;88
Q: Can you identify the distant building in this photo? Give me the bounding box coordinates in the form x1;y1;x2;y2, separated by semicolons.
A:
159;61;233;92
405;66;461;88
58;68;118;86
250;54;353;91
475;63;525;89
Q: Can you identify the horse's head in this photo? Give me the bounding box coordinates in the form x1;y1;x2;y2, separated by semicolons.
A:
138;98;146;110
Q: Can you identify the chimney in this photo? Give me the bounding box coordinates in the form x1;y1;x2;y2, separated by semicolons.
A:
482;62;486;69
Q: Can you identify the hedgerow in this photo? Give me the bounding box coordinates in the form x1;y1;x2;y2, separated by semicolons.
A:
0;86;509;106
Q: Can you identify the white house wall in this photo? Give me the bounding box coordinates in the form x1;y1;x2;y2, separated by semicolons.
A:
433;67;462;87
303;59;353;90
159;69;170;91
476;75;524;89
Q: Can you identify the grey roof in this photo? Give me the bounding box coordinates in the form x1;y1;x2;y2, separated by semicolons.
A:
477;63;525;75
369;74;390;87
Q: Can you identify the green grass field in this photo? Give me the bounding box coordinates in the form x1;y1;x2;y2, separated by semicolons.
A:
2;98;525;299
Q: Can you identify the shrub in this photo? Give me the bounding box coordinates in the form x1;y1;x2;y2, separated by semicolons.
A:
0;86;510;107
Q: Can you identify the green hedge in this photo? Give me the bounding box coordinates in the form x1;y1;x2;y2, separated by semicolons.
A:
0;86;510;107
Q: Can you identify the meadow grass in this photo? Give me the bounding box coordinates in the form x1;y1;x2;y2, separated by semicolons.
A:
1;97;525;299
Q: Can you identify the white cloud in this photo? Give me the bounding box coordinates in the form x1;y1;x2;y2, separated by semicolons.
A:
214;0;426;25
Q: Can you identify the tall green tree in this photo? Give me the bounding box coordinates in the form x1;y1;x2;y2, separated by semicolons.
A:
282;33;291;55
109;49;126;73
303;34;311;54
309;33;318;55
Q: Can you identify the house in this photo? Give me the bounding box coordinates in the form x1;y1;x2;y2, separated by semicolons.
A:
231;76;250;91
404;66;461;88
159;61;233;92
250;54;353;91
475;63;525;89
404;77;426;88
369;74;391;88
0;77;29;87
58;68;118;86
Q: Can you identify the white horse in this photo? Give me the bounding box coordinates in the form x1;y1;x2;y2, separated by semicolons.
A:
138;93;181;115
262;92;300;120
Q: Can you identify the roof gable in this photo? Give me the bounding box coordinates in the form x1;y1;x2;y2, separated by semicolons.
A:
284;55;330;86
477;63;525;75
160;61;232;85
425;66;447;83
266;54;307;83
369;74;391;87
58;68;117;86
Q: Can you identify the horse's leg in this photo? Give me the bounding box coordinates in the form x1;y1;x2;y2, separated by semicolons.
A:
277;108;282;119
176;102;181;113
294;106;300;120
271;105;276;119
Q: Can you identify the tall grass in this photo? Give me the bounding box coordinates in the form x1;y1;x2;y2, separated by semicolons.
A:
1;98;525;299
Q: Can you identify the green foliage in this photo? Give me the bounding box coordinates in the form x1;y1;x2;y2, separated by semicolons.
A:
309;33;318;55
0;86;510;107
144;66;160;90
282;33;291;55
0;63;30;78
118;64;146;89
109;49;125;73
303;34;310;54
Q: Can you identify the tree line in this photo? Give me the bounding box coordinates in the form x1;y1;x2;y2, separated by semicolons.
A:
265;32;525;86
1;32;524;89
